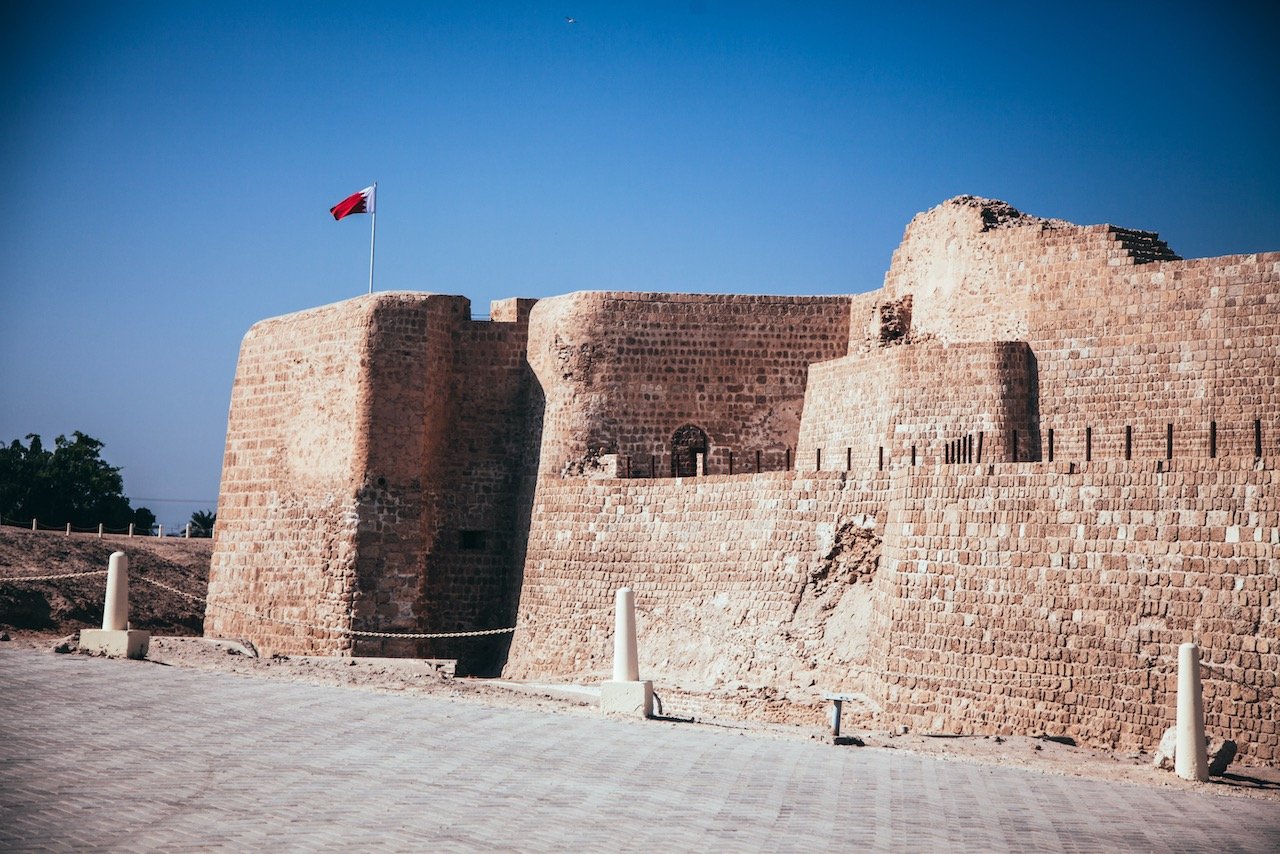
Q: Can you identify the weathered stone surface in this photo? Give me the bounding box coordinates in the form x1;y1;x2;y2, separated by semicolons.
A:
1154;727;1178;771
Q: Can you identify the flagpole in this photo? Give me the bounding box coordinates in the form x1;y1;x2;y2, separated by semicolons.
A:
367;182;377;295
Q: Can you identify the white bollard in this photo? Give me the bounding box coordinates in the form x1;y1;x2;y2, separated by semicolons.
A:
128;523;134;538
66;523;71;536
102;551;129;631
31;518;37;531
601;586;653;717
80;550;149;659
613;587;640;682
157;524;163;538
184;523;191;539
1175;642;1209;782
98;523;104;539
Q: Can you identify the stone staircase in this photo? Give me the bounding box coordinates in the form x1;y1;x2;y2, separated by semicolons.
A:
1108;226;1182;263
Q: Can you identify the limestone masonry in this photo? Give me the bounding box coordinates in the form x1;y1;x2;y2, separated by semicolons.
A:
207;197;1279;763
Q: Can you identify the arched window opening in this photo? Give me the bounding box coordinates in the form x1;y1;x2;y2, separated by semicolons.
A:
670;424;709;477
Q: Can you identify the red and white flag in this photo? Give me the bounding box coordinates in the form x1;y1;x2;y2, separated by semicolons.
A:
330;185;376;220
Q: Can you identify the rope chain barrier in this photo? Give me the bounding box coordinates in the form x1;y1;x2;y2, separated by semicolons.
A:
0;567;514;639
133;575;516;639
0;569;111;582
2;570;1274;708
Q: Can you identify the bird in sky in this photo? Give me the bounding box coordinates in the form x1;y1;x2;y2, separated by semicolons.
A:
565;16;577;24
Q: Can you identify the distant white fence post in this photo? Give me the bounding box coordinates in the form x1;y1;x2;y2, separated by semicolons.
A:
98;523;104;538
184;523;191;539
157;524;163;538
31;518;37;531
65;523;71;536
128;523;134;538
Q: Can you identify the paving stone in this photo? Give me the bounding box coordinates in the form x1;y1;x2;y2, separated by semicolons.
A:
1;649;1277;852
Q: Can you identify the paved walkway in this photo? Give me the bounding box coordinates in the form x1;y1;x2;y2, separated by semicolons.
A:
1;649;1276;852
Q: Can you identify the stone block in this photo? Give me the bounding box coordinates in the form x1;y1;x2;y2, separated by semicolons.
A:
79;629;150;660
601;680;653;718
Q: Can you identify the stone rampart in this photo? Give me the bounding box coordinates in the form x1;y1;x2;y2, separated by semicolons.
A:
526;292;851;478
507;470;891;695
796;340;1037;471
208;196;1278;761
879;458;1278;763
861;197;1279;463
207;292;536;672
510;458;1278;762
207;297;378;653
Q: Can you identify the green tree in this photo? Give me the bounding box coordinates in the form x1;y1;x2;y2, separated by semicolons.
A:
0;435;41;523
189;509;216;537
133;506;157;536
0;432;136;529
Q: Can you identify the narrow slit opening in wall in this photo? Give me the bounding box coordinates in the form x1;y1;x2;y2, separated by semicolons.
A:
459;530;487;551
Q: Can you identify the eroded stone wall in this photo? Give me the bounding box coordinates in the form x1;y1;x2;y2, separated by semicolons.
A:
507;471;891;697
878;459;1278;763
510;459;1278;763
796;340;1038;471
206;298;374;653
207;292;536;671
527;292;851;478
864;197;1280;462
1029;253;1280;462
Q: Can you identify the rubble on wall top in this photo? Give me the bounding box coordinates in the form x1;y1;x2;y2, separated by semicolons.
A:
942;195;1070;231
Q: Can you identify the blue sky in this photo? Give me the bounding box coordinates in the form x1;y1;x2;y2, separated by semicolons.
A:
2;1;1277;530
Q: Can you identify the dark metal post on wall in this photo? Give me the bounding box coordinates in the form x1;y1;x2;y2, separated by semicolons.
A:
756;449;761;473
786;448;792;470
1256;419;1263;458
1209;421;1217;459
878;446;884;471
977;432;983;464
1125;425;1133;461
1086;427;1093;462
728;450;734;475
911;445;916;466
1048;428;1055;463
846;447;852;471
1167;423;1174;460
816;448;821;471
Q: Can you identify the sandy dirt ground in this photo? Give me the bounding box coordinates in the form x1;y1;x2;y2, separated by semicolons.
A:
4;629;1277;803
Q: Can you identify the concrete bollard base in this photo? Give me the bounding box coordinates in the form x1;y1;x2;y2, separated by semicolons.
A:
79;629;150;660
601;680;653;718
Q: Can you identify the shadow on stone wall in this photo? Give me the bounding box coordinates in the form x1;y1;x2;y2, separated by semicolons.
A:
487;370;544;677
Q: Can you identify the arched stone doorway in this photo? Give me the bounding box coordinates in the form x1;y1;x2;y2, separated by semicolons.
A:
670;424;709;477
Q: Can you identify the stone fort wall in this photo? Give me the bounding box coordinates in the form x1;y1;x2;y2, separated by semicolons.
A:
880;458;1277;761
208;196;1278;760
526;292;851;478
207;293;537;672
507;458;1278;762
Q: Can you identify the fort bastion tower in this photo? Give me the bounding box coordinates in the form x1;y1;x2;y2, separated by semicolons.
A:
206;197;1278;763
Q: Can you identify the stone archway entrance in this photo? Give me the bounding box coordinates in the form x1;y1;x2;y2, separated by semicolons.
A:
670;424;709;477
